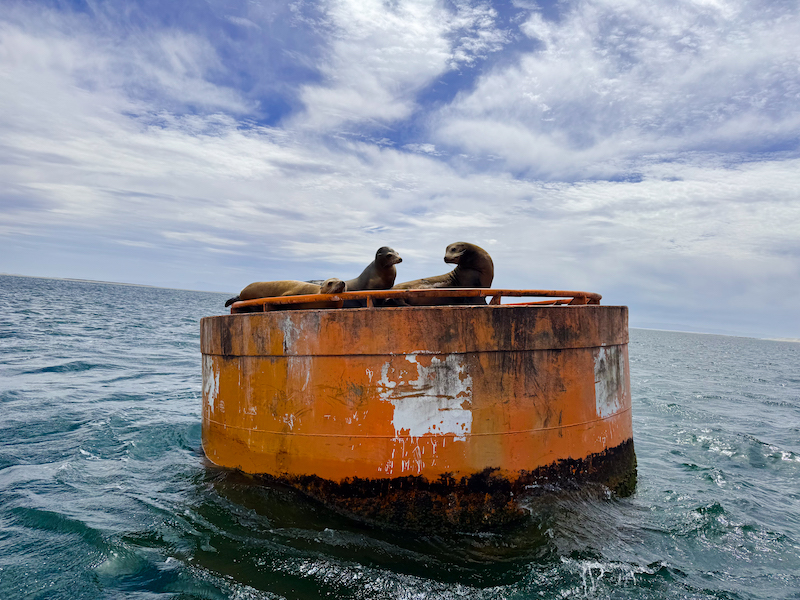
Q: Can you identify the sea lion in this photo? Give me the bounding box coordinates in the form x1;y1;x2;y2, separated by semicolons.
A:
391;242;494;305
344;246;402;291
307;247;403;290
224;278;346;307
305;246;403;308
393;242;494;289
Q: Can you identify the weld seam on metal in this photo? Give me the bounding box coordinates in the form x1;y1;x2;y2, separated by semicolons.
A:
203;343;629;358
204;405;631;438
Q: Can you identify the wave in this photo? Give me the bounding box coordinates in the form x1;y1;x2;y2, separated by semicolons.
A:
24;361;116;374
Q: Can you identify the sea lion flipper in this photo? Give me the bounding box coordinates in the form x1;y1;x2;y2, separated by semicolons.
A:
224;295;240;307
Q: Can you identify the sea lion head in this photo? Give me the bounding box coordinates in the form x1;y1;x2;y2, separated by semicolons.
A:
319;278;346;294
444;242;492;271
376;246;403;267
444;242;471;264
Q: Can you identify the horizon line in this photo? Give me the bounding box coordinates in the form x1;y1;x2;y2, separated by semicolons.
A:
2;272;796;343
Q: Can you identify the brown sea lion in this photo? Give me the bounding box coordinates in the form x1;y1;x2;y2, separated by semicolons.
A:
224;277;345;307
391;242;494;305
344;246;403;291
393;242;494;289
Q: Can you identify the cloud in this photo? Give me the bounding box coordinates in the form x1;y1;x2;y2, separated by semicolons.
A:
403;143;441;155
0;6;254;121
293;0;508;131
430;0;800;179
224;16;261;30
0;0;798;336
161;231;248;247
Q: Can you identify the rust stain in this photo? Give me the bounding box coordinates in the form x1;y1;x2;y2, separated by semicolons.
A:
257;439;636;532
200;303;635;530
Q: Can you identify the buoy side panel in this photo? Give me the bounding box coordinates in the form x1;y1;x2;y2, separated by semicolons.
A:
201;306;633;486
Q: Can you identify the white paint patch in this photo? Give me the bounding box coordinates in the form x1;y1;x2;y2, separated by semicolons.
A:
279;315;300;353
379;354;473;441
202;355;219;414
282;414;296;430
594;346;625;418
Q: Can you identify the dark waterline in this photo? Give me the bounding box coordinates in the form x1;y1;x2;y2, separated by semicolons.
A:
1;275;798;599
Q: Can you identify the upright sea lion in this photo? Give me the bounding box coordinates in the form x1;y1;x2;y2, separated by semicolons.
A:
307;247;403;290
393;242;494;289
392;242;494;305
224;278;346;307
344;246;403;291
305;246;403;308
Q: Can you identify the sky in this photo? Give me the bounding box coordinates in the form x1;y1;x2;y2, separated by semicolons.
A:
1;0;798;339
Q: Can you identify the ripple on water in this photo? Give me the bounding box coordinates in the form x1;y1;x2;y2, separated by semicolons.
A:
2;279;800;599
23;360;118;374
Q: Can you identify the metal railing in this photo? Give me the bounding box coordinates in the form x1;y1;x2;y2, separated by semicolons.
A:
230;288;601;313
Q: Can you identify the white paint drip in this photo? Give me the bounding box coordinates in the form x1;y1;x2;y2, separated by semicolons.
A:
379;354;473;441
279;316;300;353
594;346;625;418
202;355;219;414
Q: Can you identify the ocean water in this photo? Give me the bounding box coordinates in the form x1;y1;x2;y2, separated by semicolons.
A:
1;274;798;600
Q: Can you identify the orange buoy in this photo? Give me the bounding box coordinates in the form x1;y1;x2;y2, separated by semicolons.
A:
200;289;635;530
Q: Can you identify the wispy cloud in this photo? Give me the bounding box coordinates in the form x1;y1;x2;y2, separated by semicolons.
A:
0;0;798;336
432;0;800;178
293;0;508;131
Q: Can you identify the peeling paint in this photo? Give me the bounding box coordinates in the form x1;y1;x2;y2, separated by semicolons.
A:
279;316;300;353
594;346;624;418
202;355;219;413
345;410;366;426
379;354;473;441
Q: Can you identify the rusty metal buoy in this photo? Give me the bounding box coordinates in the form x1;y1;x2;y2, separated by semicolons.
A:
201;289;636;530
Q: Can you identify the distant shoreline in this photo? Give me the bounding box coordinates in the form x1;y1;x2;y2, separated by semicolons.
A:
0;272;230;295
633;326;800;344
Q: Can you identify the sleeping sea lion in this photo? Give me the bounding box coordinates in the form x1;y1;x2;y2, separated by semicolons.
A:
224;278;346;307
391;242;494;305
344;246;402;291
